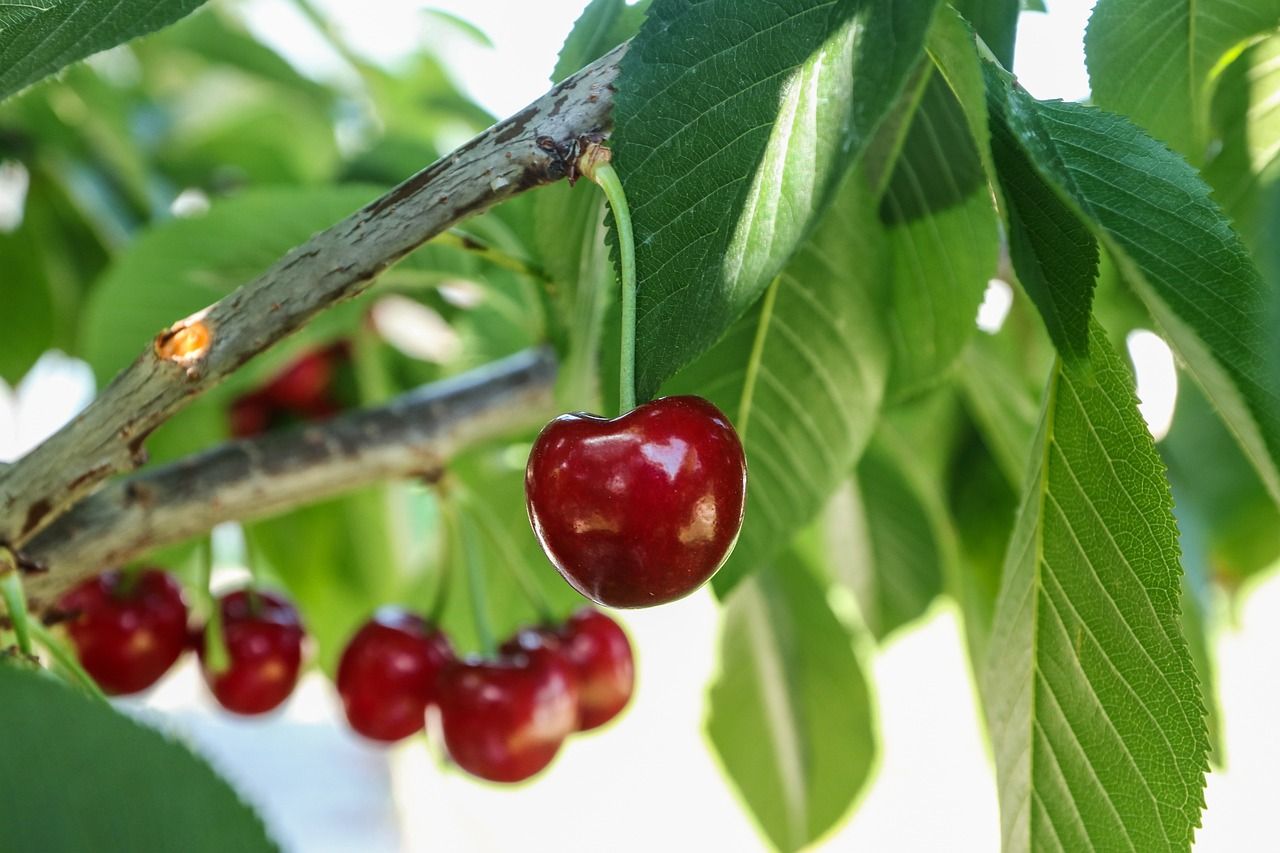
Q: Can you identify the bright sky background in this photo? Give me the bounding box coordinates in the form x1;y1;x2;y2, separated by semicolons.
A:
3;1;1277;851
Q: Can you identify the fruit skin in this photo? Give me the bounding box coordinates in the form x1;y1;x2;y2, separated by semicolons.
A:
525;395;747;608
336;608;454;743
261;347;335;412
437;644;578;784
559;608;634;730
199;589;305;715
58;569;189;696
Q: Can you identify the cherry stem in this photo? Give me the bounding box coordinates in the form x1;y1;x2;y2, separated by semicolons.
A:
443;494;495;655
583;149;637;413
199;535;230;674
456;484;555;625
426;496;454;625
0;549;33;657
28;621;107;703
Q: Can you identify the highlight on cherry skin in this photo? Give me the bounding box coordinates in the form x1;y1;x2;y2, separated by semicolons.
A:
57;568;190;696
525;395;747;608
199;588;306;716
336;607;454;743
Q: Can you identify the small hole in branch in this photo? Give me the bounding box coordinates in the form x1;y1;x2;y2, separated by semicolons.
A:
155;319;212;363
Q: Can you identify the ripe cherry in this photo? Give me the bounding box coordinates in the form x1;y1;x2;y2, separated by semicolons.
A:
58;568;188;695
558;608;634;730
199;589;305;715
336;608;454;743
525;396;747;607
229;391;273;438
261;347;336;412
437;644;578;783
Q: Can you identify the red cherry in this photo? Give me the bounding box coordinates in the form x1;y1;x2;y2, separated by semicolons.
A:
261;348;335;411
525;396;747;608
336;608;454;743
558;608;634;730
229;392;273;438
437;645;578;783
199;589;305;715
57;569;188;695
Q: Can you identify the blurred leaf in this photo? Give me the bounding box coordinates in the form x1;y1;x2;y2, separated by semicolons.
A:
552;0;650;82
1171;491;1225;764
982;324;1207;851
1085;0;1280;161
0;0;208;103
668;161;888;596
957;332;1042;489
0;219;56;383
1162;378;1280;585
708;550;875;853
880;68;998;399
615;0;939;398
984;60;1280;507
0;664;275;852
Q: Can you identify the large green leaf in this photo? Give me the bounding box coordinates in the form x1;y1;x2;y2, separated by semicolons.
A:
952;0;1020;66
668;162;888;595
614;0;939;398
1085;0;1280;161
0;0;208;103
982;324;1207;852
984;63;1280;506
0;664;275;852
0;218;56;383
707;551;876;853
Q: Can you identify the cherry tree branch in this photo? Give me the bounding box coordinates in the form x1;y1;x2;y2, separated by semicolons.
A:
0;44;625;549
21;349;557;609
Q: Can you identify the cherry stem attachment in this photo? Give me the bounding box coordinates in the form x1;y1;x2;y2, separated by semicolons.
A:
199;535;230;674
28;621;107;703
0;548;33;657
581;145;637;413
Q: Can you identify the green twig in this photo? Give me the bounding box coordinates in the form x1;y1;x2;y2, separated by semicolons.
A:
582;147;637;413
0;549;33;657
199;536;230;674
434;231;550;281
29;621;107;703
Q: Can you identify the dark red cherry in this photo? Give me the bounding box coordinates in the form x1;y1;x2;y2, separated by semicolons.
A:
558;608;634;730
525;396;747;608
437;646;578;783
57;568;188;695
229;391;273;438
199;589;304;715
261;348;335;411
336;608;454;743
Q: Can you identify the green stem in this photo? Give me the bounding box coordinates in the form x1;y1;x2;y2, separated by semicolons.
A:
588;160;638;413
427;497;454;625
29;621;107;703
434;231;550;281
456;485;554;624
199;536;230;674
0;550;32;657
443;495;494;654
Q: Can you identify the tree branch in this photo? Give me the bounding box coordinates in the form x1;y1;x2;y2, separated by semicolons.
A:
0;44;624;549
21;349;557;609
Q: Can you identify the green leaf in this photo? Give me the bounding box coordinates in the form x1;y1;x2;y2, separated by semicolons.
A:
984;63;1280;507
615;0;939;399
707;550;876;853
667;162;888;595
0;664;276;852
1202;33;1280;225
986;84;1099;366
0;0;208;103
551;0;651;83
1084;0;1280;161
880;67;998;398
982;323;1207;852
952;0;1020;66
0;220;56;383
958;331;1044;489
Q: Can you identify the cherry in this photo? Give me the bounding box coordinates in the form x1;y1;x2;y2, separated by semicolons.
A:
437;644;578;783
229;391;273;438
57;568;188;695
558;608;634;730
525;395;747;608
261;347;335;411
199;589;305;715
336;608;454;743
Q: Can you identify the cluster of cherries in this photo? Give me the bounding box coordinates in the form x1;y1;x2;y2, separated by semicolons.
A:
57;569;305;713
229;341;352;439
55;567;634;784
